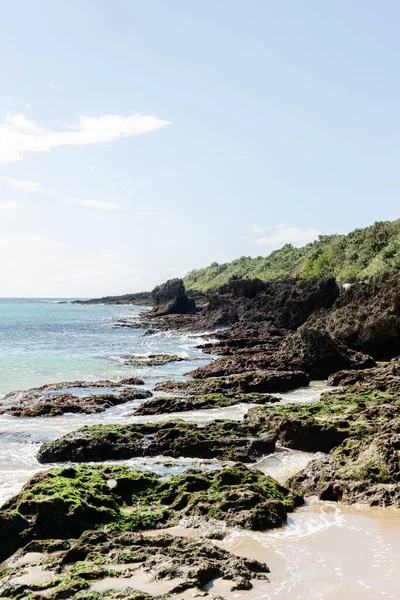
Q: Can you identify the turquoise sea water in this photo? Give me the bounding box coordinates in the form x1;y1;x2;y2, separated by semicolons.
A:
0;298;208;396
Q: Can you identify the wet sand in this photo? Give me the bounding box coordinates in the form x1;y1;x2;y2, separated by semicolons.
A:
145;501;400;599
218;501;400;600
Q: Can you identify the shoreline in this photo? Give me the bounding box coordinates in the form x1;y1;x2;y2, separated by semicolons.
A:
0;278;399;599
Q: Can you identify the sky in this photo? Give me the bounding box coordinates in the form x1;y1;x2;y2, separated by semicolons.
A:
0;1;399;297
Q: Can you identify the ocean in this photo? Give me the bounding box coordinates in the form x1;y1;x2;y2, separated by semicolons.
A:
0;298;208;396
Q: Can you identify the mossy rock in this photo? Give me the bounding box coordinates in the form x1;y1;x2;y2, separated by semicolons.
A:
0;464;300;563
37;419;276;464
245;387;400;452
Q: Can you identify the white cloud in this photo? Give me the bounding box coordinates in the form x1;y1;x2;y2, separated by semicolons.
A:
0;201;20;216
0;175;43;192
0;112;171;163
256;223;322;247
75;199;121;211
0;235;64;248
0;175;121;211
26;102;32;109
252;224;263;234
48;83;62;90
85;163;98;170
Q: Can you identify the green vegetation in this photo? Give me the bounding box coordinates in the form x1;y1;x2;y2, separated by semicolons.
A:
184;220;400;291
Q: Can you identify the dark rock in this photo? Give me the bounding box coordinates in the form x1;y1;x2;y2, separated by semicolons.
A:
32;378;145;390
151;278;196;315
134;392;280;416
119;353;186;367
245;386;400;453
271;326;375;379
328;361;400;391
310;269;400;360
179;369;310;393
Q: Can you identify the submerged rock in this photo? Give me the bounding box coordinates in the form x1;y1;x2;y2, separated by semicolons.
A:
0;463;300;563
37;420;275;463
118;353;186;367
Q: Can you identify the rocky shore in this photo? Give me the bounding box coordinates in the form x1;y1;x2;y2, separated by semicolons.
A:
0;271;399;599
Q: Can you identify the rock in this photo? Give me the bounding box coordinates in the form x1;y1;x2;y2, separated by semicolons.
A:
0;463;300;563
151;278;196;315
172;370;310;393
134;392;280;416
310;269;400;360
118;353;186;367
186;354;274;378
237;276;340;330
0;532;269;599
245;386;400;453
289;420;400;507
37;420;276;464
271;326;375;379
197;322;284;356
245;407;348;453
0;382;151;417
135;276;339;334
328;361;400;391
30;378;146;390
191;327;374;380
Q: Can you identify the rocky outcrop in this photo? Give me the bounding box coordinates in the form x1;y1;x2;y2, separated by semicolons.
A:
0;380;151;417
0;463;300;563
151;278;196;315
246;386;400;454
187;328;374;380
197;322;285;355
289;420;400;506
328;360;400;391
271;326;375;379
310;269;400;360
156;370;310;394
37;420;276;464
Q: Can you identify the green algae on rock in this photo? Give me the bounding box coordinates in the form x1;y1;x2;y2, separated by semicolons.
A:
245;386;400;453
288;419;400;506
0;463;300;563
37;419;276;464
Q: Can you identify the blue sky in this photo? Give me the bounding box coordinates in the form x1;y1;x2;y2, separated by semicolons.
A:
0;1;399;296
